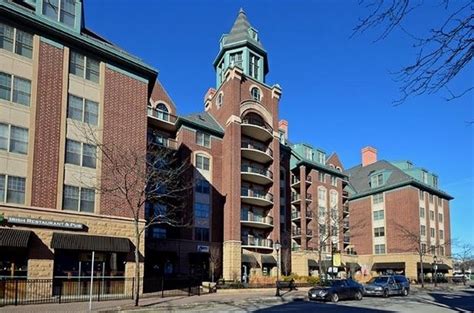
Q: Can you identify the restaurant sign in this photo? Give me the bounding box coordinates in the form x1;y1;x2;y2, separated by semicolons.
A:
7;216;85;230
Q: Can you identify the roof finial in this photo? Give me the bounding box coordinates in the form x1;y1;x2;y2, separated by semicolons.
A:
239;7;245;15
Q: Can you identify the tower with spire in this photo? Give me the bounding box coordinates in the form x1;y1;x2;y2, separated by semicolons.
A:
214;8;269;87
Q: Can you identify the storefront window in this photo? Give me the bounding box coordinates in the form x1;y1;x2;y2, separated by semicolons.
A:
0;248;28;279
54;250;125;278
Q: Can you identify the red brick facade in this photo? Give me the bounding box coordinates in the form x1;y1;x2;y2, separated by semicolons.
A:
31;41;64;209
100;68;149;218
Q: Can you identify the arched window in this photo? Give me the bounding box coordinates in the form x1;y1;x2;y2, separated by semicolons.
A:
156;103;169;121
251;87;261;102
243;112;265;127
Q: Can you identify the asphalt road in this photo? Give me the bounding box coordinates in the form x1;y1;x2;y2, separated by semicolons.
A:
136;288;474;313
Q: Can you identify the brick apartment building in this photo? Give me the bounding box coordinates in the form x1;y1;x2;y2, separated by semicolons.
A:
347;147;453;280
0;0;156;291
0;1;453;290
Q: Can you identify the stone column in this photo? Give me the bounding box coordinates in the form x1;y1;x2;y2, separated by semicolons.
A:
223;240;242;281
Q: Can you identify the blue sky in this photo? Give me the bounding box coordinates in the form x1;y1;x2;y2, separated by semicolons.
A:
85;1;473;250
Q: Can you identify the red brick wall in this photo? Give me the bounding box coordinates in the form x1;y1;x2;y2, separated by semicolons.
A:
150;80;177;115
385;187;419;253
31;42;64;209
100;68;148;218
444;200;452;256
349;197;372;255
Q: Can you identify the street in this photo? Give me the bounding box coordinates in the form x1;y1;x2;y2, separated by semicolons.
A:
1;287;472;313
122;287;474;313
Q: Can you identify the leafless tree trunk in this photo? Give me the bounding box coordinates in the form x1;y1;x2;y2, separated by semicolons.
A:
393;221;452;288
353;0;473;108
209;245;222;283
77;124;192;306
455;243;474;286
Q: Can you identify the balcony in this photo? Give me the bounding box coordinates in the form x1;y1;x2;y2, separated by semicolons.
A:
291;193;313;205
342;190;349;199
292;228;313;238
241;140;273;164
343;205;349;216
241;236;273;250
147;107;177;131
291;210;313;222
149;137;178;150
343;236;350;244
241;117;273;142
241;165;273;185
291;175;312;189
241;213;274;229
241;188;274;206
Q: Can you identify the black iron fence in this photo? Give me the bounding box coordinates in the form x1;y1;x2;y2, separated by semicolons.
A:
143;277;201;297
1;276;201;307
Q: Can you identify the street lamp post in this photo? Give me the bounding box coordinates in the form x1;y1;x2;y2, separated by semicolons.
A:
275;240;281;297
433;255;438;287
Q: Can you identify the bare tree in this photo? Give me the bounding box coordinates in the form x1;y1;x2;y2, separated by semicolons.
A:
454;242;474;285
209;245;222;283
353;0;473;106
393;221;452;287
77;125;192;306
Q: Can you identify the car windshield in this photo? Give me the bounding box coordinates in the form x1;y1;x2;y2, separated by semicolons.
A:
369;277;389;284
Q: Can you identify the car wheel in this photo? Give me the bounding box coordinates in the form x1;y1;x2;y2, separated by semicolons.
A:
355;291;363;301
402;288;409;296
383;289;389;298
331;293;339;303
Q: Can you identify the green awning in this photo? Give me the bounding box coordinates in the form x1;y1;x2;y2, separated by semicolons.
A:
262;255;277;265
242;254;258;264
308;259;319;267
372;262;405;271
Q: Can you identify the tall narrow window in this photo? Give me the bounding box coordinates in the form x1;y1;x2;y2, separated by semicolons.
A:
63;185;79;210
249;53;259;80
0;23;14;52
12;77;31;106
196;132;210;148
67;94;99;125
0;175;5;203
65;139;81;166
15;29;33;58
82;144;96;169
0;123;8;151
84;100;99;125
230;52;243;68
0;72;11;101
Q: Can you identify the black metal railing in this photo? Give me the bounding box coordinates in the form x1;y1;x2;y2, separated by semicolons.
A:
241;140;273;157
147;107;178;123
241;116;273;134
241;165;273;179
1;277;201;307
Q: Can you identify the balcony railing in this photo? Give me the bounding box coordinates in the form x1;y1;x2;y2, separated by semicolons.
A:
292;229;313;237
291;175;312;186
241;140;273;157
291;210;313;220
241;116;273;134
241;236;273;248
241;165;273;180
241;213;274;226
241;188;274;202
147;107;178;123
343;236;350;243
150;138;178;150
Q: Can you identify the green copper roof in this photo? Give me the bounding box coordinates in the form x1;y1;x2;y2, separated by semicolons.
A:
177;112;224;137
0;0;157;79
223;8;265;52
345;160;453;200
290;145;347;178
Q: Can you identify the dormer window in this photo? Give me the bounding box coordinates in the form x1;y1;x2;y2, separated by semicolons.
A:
317;152;325;164
249;28;258;41
422;170;428;184
433;175;438;188
251;87;260;101
43;0;76;28
370;173;384;188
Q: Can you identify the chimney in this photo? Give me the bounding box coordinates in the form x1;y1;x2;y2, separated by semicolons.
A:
278;120;288;142
362;146;377;167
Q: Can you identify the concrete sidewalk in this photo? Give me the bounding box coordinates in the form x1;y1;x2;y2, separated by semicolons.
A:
0;287;309;313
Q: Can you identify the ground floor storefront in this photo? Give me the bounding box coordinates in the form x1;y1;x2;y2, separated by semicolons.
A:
0;205;144;304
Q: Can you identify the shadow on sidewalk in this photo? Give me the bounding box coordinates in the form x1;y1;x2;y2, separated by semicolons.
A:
254;300;395;313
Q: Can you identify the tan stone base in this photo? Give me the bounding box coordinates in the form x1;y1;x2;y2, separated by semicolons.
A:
223;240;241;281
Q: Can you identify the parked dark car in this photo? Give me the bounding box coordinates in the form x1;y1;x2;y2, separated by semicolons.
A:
364;275;410;297
308;279;364;303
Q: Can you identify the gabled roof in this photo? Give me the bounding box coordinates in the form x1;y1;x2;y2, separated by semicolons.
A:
223;8;265;51
345;160;453;200
177;112;224;137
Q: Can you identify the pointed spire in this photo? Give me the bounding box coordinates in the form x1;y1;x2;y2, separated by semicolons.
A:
224;8;264;51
